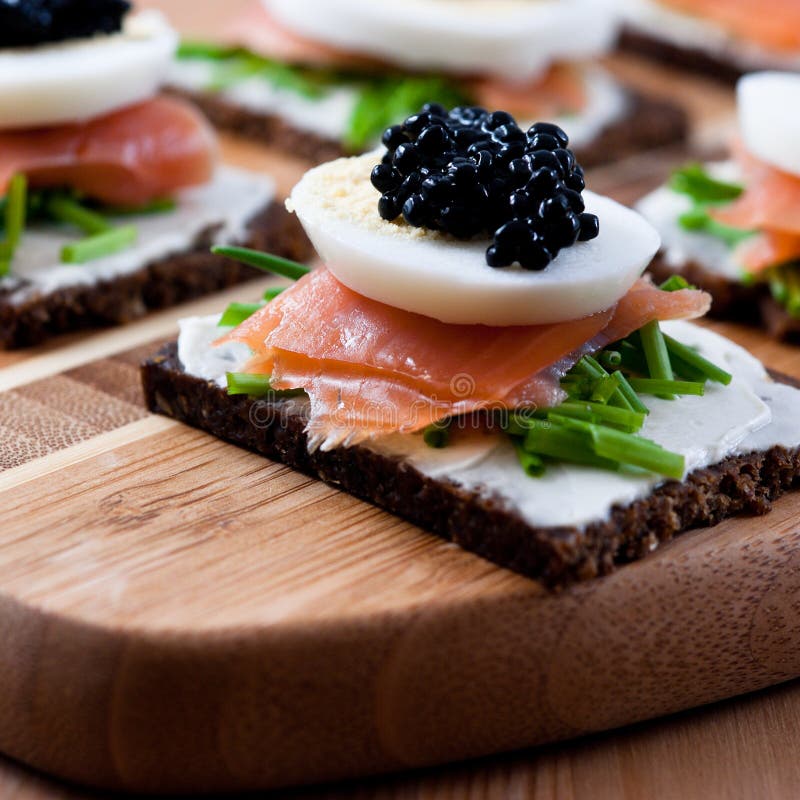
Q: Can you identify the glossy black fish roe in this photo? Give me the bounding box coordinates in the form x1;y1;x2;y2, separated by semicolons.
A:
0;0;131;48
371;107;600;270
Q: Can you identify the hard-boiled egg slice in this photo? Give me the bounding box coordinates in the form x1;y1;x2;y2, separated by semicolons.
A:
738;72;800;179
288;153;661;326
262;0;618;81
0;10;177;130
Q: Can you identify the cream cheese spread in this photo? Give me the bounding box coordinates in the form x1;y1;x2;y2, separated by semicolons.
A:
636;161;745;281
177;315;800;529
1;167;275;302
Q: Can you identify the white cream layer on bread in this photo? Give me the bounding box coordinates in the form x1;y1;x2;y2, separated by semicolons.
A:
167;60;628;150
636;161;745;281
0;167;274;302
621;0;800;72
177;315;800;529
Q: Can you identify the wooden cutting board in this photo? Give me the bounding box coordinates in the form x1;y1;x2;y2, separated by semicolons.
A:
2;53;800;794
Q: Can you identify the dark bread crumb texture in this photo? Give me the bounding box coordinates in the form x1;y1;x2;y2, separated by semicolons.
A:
142;344;800;590
620;28;749;84
648;251;800;342
0;203;313;349
168;87;688;169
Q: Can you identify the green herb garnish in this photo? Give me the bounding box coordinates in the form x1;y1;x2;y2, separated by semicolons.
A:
670;164;744;203
219;301;265;327
0;173;27;275
768;264;800;318
212;245;310;280
46;195;111;235
627;378;705;396
226;372;305;398
423;419;451;449
60;225;138;264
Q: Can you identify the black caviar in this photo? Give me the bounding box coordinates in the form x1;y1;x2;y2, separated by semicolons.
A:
371;106;599;270
0;0;131;48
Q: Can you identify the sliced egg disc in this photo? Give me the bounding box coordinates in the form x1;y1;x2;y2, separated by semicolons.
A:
738;72;800;179
288;154;661;326
0;10;178;130
262;0;618;81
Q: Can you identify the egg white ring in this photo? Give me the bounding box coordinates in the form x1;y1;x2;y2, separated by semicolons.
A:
262;0;619;81
0;10;178;130
738;71;800;179
289;155;661;326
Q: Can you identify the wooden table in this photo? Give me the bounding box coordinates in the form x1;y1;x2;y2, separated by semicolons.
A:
3;2;800;797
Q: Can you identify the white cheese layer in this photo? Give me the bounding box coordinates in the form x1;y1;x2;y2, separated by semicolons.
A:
636;161;745;281
0;167;275;302
168;60;628;150
621;0;800;73
177;316;800;529
0;11;178;130
262;0;618;81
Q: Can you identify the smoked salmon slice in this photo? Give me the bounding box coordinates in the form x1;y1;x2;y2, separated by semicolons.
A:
468;64;588;120
738;231;800;273
660;0;800;52
712;145;800;237
224;0;377;69
0;96;216;207
221;268;710;449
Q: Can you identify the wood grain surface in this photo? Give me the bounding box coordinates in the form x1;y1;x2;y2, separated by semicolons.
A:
2;2;800;797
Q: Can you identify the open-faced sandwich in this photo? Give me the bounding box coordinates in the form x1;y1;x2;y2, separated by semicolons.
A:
620;0;800;82
639;72;800;341
168;0;687;166
0;0;310;348
143;107;800;588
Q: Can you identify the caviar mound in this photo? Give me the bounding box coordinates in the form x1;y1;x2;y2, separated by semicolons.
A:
0;0;131;48
371;105;599;270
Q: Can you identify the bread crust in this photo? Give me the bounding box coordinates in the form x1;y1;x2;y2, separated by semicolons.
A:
0;203;313;349
141;343;800;589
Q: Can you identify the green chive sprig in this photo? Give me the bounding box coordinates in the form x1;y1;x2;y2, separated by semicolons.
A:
212;245;310;281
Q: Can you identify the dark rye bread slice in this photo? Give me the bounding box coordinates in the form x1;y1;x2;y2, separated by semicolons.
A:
142;342;800;589
647;252;800;341
620;28;765;84
0;203;313;349
168;86;688;169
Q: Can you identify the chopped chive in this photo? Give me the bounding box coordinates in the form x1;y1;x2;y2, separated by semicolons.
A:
550;401;645;432
46;194;111;235
4;172;27;254
639;320;674;399
218;302;264;327
669;164;744;203
590;426;685;480
590;372;622;404
598;350;622;370
659;274;694;292
227;372;272;396
60;225;137;264
263;287;285;301
177;40;233;60
523;420;617;470
512;439;546;477
225;372;305;398
102;198;177;216
423;419;451;448
617;339;649;375
614;371;650;415
628;378;705;396
662;334;732;385
211;245;309;281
